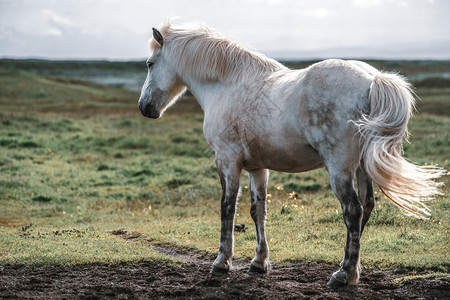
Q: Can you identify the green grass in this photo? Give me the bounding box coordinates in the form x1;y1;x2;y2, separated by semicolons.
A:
393;272;450;284
0;61;448;272
0;225;172;266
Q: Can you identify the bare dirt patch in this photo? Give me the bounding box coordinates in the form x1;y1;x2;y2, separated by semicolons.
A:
1;259;448;299
1;231;448;299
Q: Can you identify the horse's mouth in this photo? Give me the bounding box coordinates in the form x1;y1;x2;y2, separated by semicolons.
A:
139;102;160;119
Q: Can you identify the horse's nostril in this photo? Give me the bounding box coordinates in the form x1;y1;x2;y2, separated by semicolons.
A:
139;101;152;118
139;100;148;114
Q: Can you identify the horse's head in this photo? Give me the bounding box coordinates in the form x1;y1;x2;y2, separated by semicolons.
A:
138;28;186;119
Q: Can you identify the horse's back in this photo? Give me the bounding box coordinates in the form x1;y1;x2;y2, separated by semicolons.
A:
301;59;377;96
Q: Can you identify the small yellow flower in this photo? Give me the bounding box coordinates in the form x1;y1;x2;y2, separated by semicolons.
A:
288;191;298;200
46;148;56;156
276;185;283;191
267;194;272;198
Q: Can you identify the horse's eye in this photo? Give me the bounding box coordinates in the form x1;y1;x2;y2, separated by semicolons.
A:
147;62;154;69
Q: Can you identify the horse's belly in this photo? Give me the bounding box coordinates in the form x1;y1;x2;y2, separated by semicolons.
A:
244;142;324;173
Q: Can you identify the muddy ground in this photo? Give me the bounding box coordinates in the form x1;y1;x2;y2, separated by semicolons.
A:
1;234;448;299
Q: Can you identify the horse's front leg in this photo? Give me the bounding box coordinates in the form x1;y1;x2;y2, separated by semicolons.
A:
211;158;242;273
248;168;270;273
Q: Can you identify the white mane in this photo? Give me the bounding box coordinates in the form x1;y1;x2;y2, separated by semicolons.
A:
152;20;287;83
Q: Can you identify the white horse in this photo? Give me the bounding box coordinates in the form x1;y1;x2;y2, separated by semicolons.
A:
138;20;444;287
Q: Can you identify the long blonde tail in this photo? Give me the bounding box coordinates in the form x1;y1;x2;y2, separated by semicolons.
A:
356;72;445;219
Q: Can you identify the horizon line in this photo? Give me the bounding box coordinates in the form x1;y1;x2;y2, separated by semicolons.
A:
1;55;450;62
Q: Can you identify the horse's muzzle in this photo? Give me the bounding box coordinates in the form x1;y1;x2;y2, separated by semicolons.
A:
139;101;160;119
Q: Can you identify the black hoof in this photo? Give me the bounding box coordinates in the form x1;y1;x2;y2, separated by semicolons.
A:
327;278;346;289
210;265;229;274
248;265;267;274
327;270;347;289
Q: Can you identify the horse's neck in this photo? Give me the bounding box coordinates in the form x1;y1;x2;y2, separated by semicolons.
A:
183;67;294;114
184;78;230;112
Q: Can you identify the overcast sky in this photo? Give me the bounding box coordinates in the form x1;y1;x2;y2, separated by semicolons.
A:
0;0;449;60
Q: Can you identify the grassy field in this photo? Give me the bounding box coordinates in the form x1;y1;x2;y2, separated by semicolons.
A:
0;60;448;273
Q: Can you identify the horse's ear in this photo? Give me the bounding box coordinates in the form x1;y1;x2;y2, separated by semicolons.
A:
152;28;164;47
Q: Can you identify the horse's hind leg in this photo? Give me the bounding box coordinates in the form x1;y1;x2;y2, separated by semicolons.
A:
327;171;363;288
338;166;374;269
211;158;242;273
248;169;270;273
356;166;374;234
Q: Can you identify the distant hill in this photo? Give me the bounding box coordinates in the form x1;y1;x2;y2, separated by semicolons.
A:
1;59;449;95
